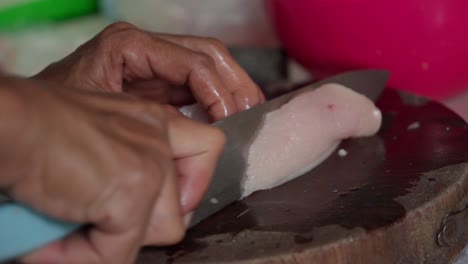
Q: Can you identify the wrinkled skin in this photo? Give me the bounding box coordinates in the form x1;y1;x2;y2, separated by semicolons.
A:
0;76;225;264
0;22;264;264
34;22;265;121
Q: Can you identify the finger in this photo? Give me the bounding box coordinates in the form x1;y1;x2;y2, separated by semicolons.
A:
167;86;196;106
153;33;266;109
169;115;226;213
123;79;195;106
87;221;143;264
123;79;173;103
96;102;184;247
20;222;143;264
113;32;237;120
80;157;164;263
21;222;143;264
21;232;99;264
258;86;267;102
142;161;185;245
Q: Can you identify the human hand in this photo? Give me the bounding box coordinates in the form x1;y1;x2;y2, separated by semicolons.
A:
1;77;224;263
34;22;265;121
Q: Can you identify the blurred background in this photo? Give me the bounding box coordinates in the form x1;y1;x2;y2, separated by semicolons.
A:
0;0;466;120
0;0;297;83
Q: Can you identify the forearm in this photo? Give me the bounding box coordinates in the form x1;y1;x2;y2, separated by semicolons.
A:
0;76;38;188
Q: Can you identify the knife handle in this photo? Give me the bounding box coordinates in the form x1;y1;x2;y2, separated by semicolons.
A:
0;202;80;262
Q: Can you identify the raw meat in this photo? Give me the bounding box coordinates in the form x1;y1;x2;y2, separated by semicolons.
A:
179;104;211;123
179;83;382;198
242;83;382;197
338;148;348;157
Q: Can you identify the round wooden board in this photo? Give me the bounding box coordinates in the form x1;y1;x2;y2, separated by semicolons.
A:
137;89;468;264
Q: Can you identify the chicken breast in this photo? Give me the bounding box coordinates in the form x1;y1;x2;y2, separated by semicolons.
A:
242;83;382;197
179;104;211;123
179;83;382;199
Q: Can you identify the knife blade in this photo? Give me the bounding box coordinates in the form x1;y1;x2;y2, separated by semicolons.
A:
0;69;389;262
189;69;390;227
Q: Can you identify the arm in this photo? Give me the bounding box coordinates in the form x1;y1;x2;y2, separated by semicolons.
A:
0;76;224;263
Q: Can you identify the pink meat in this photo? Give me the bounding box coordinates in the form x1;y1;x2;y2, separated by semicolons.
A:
179;104;211;123
242;83;382;197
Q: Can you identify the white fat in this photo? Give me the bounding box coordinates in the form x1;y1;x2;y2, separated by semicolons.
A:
407;121;421;131
178;104;211;123
373;109;382;122
338;148;348;157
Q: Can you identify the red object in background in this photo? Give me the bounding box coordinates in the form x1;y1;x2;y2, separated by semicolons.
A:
266;0;468;100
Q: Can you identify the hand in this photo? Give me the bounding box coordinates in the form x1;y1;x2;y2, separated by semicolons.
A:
1;77;224;263
33;22;265;121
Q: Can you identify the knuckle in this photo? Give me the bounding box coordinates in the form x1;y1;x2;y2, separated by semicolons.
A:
97;22;145;52
200;125;226;154
192;53;216;71
137;101;170;129
123;154;165;190
108;144;149;180
119;30;147;48
202;37;229;54
166;228;185;244
150;147;174;176
122;153;148;178
102;21;136;34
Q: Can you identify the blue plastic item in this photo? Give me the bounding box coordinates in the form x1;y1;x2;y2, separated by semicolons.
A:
0;202;80;262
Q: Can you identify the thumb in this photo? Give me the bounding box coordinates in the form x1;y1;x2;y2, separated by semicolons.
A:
169;115;225;213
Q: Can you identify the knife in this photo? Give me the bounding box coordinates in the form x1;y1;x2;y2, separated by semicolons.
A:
190;69;390;226
0;69;389;262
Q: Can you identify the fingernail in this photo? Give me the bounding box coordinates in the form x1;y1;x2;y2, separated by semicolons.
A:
235;94;252;111
243;97;252;110
183;212;193;228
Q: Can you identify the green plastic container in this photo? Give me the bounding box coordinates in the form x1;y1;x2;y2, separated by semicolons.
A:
0;0;98;31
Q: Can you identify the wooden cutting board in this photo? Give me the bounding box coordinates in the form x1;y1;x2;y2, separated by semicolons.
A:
137;89;468;264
